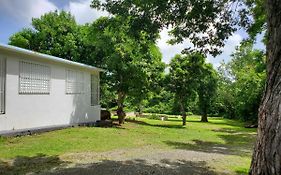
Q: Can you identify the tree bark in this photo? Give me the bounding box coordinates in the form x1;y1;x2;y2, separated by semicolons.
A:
201;105;208;122
179;99;187;126
201;111;208;122
117;91;126;125
249;0;281;174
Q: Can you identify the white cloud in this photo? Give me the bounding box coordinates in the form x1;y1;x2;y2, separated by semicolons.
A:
157;27;243;67
0;0;107;26
157;28;193;64
0;0;57;25
65;0;108;24
207;33;243;68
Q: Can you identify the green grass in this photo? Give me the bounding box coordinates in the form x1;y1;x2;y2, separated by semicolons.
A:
0;115;256;174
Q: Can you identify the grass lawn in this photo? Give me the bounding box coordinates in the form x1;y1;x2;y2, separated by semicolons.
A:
0;115;256;174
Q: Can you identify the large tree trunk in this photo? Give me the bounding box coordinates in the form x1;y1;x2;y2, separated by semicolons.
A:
249;0;281;174
201;109;208;122
117;91;126;125
179;99;187;126
201;104;208;122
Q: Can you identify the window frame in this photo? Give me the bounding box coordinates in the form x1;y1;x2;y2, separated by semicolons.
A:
0;57;6;114
65;69;85;94
91;74;99;106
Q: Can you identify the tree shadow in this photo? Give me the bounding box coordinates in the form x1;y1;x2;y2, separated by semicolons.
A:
164;140;233;155
124;119;184;129
0;154;67;175
186;119;245;128
0;155;229;175
165;117;244;128
214;128;256;156
164;128;256;157
45;159;226;175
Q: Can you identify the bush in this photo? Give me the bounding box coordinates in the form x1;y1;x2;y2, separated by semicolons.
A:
147;114;160;120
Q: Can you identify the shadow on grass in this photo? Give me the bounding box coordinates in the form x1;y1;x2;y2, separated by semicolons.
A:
166;117;245;129
215;128;256;154
46;159;224;175
0;154;67;175
125;119;184;129
164;129;255;157
164;140;233;155
0;155;228;175
186;119;245;128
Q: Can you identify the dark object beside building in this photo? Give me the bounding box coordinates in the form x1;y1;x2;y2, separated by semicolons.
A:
101;109;111;120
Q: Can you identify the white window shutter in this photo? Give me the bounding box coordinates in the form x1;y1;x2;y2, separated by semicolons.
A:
19;61;51;94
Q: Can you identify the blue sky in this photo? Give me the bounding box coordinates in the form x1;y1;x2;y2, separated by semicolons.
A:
0;0;265;67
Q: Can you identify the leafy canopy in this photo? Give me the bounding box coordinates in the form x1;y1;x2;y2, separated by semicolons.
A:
216;42;266;121
88;16;165;108
9;11;82;61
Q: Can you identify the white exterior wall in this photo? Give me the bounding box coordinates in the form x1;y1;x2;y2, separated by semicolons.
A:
0;51;100;132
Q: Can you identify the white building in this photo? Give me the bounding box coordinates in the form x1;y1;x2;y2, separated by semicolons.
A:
0;44;103;134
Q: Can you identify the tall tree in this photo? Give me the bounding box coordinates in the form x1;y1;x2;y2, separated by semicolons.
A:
216;42;266;122
93;0;281;172
167;53;205;125
198;64;218;122
88;16;165;124
9;11;81;61
249;0;281;174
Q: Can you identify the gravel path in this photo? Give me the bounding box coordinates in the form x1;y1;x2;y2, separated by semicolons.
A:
41;147;232;175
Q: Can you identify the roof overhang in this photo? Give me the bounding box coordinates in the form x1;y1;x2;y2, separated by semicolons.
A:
0;43;105;72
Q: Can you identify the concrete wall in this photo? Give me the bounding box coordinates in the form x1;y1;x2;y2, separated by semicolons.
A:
0;51;100;132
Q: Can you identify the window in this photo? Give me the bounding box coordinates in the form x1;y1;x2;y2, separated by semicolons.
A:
0;58;6;114
91;74;99;106
19;61;51;94
66;70;84;94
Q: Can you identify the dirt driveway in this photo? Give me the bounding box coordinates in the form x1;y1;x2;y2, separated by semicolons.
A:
35;147;232;175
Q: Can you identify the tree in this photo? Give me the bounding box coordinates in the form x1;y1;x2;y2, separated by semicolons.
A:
167;53;206;125
9;11;82;61
231;42;265;122
198;64;218;122
93;0;281;173
216;42;266;123
88;16;165;124
92;0;237;57
249;0;281;174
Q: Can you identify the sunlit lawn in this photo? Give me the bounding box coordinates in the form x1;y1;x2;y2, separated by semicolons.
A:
0;115;256;174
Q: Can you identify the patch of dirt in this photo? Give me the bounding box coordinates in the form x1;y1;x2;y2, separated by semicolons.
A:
46;147;231;175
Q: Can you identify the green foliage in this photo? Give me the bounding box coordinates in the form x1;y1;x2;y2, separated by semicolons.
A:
167;53;213;117
87;16;165;112
141;89;175;114
8;29;35;49
216;42;266;122
9;11;81;61
237;0;266;40
92;0;238;56
197;63;219;119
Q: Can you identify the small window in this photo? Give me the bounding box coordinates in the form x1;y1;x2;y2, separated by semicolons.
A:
19;61;51;94
91;74;99;106
66;70;84;94
0;58;6;114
